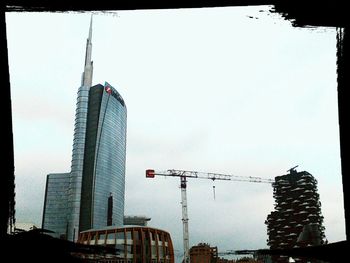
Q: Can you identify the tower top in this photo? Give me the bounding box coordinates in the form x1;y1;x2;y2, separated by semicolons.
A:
88;15;93;41
81;15;93;87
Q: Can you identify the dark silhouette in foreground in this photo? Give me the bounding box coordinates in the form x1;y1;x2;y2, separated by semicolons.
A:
3;228;349;263
3;229;116;262
257;240;349;263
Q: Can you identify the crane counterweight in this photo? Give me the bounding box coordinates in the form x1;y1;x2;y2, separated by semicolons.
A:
145;169;155;178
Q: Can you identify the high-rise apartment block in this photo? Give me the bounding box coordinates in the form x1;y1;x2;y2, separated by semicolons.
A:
42;16;127;241
79;83;127;232
265;168;326;262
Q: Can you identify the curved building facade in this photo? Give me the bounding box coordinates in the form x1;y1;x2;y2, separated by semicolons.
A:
79;82;127;232
42;17;128;242
68;85;90;241
77;226;175;263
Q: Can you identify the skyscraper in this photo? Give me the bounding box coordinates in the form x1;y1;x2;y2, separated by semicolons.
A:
265;167;326;263
42;172;70;239
79;82;127;232
67;16;93;241
42;16;127;241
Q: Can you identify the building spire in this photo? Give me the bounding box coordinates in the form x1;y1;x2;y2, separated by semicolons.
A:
88;15;93;42
81;15;93;87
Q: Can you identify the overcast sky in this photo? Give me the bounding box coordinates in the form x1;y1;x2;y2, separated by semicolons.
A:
5;6;345;261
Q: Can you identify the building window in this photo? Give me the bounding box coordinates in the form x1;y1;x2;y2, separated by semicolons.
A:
116;244;124;256
158;246;164;258
151;245;157;257
116;231;124;241
126;244;133;255
151;232;156;241
126;231;132;240
107;232;116;241
157;233;162;242
99;233;106;243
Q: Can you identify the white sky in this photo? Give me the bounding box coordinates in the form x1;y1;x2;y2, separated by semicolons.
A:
5;6;345;261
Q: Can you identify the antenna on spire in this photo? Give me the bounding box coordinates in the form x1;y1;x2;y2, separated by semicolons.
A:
88;14;93;42
81;14;94;87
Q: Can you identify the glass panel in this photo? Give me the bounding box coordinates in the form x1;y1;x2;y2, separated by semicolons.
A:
126;231;132;240
116;244;124;256
126;244;133;255
116;231;124;241
151;245;157;258
99;233;106;241
107;232;116;240
158;246;164;258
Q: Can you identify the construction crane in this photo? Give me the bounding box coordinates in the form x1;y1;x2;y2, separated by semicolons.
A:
145;169;274;263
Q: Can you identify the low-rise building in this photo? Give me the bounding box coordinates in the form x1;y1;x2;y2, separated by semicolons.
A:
190;243;218;263
123;216;151;226
77;226;174;263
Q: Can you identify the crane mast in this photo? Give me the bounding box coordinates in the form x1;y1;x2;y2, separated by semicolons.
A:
180;176;190;263
145;169;274;263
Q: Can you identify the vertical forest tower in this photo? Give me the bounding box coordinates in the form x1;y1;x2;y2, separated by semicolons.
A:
265;168;326;262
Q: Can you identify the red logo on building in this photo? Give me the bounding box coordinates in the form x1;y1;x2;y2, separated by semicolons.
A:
105;86;112;94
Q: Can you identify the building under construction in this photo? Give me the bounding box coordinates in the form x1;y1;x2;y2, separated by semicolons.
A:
265;168;326;262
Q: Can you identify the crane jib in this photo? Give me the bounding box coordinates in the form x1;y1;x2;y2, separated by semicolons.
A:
145;168;275;263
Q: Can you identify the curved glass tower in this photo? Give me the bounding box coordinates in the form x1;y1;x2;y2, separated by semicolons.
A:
43;16;127;241
79;83;127;231
67;85;90;241
67;16;94;241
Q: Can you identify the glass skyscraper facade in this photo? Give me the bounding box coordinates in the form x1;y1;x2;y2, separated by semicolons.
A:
79;83;127;232
42;17;127;241
67;85;90;241
42;173;70;239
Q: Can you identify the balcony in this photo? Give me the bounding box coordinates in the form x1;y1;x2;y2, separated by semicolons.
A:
308;214;317;218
